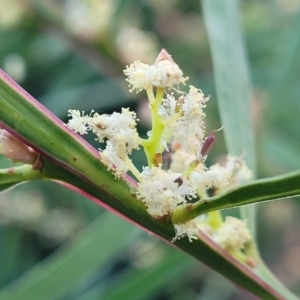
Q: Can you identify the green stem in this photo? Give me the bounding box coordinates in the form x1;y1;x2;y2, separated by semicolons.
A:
146;87;156;104
123;155;141;181
0;164;43;184
162;111;182;126
207;210;223;229
198;189;223;229
141;88;165;166
182;159;201;177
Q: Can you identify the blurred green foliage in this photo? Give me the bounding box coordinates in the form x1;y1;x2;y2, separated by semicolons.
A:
0;0;299;299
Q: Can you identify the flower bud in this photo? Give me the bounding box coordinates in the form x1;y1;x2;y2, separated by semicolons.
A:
174;177;183;187
0;129;37;164
200;135;215;157
148;49;188;88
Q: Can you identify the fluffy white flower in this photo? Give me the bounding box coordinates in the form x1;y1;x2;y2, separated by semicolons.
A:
124;61;151;93
190;166;230;191
209;156;252;193
204;168;230;189
123;49;188;92
169;149;196;173
89;108;140;156
214;217;251;251
100;141;128;178
159;93;178;117
225;156;252;186
137;166;196;217
66;109;89;135
171;86;208;152
173;221;199;242
148;59;188;88
181;86;207;119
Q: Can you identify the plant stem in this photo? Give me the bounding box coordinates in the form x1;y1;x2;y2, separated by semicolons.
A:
0;164;43;184
207;210;223;229
123;155;141;181
141;88;165;166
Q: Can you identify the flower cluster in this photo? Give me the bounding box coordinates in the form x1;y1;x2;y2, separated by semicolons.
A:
137;166;196;217
214;217;251;251
67;108;140;178
66;49;253;264
124;49;188;93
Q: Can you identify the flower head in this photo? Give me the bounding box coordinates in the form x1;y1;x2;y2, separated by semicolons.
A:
100;141;128;178
137;166;196;217
124;49;188;93
169;148;196;173
190;165;230;191
66;110;90;135
123;61;151;93
173;221;199;242
171;86;209;152
148;49;188;88
89;108;140;156
214;217;251;251
208;156;252;193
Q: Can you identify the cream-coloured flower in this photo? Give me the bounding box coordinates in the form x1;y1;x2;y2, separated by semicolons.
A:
148;49;188;88
214;217;251;251
89;108;140;156
137;166;196;217
65;49;254;246
169;148;196;173
124;61;151;93
100;142;128;178
171;86;209;152
190;166;230;191
159;93;178;117
173;221;199;242
123;49;188;92
66;109;90;135
209;156;252;193
224;156;252;187
182;86;207;119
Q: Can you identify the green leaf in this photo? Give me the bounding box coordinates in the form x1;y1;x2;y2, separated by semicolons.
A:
201;0;257;234
268;8;300;119
81;250;194;300
171;170;300;223
0;213;135;300
262;130;300;172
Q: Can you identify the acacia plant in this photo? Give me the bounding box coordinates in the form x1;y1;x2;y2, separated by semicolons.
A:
0;2;300;300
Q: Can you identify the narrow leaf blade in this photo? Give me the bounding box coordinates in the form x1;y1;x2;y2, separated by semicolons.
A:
0;213;135;300
201;0;257;234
